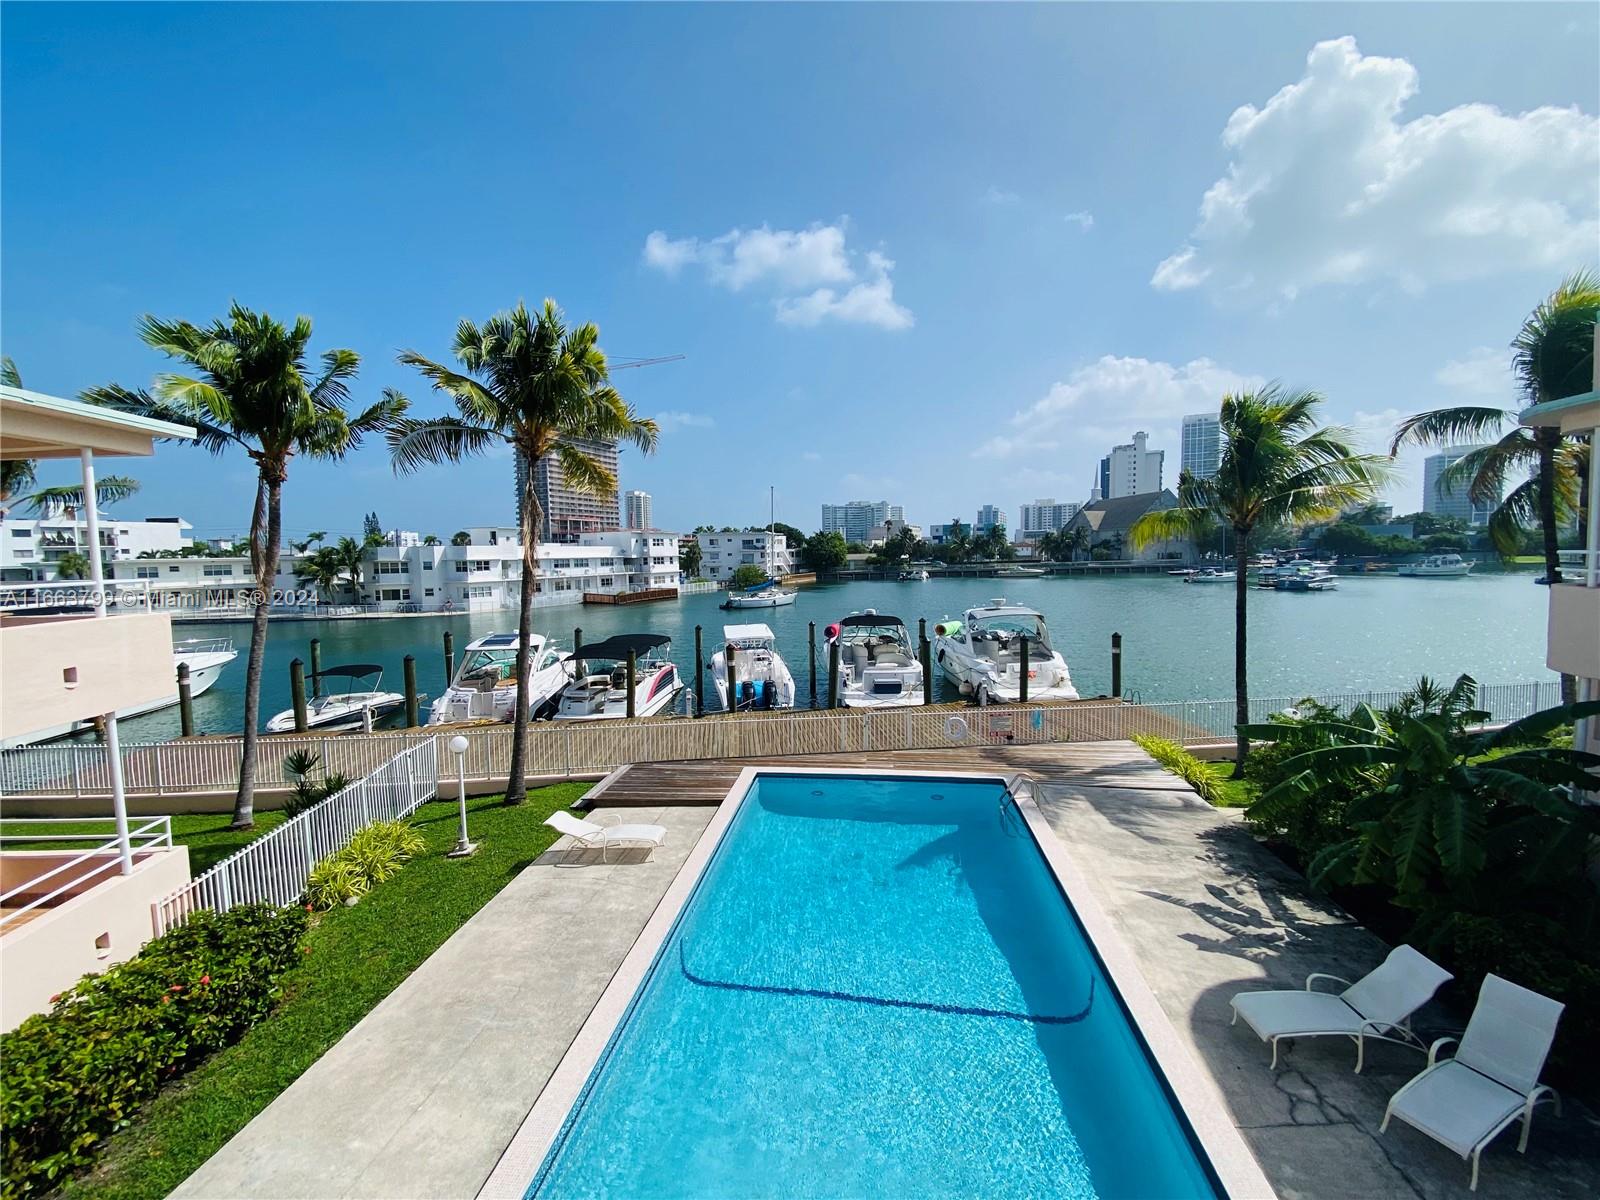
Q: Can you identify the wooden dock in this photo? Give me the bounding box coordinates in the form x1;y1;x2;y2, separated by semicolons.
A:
582;588;679;606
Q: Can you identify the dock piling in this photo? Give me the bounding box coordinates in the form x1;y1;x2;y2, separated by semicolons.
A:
176;662;194;738
310;638;323;698
1111;631;1122;698
403;655;419;727
693;625;704;717
920;635;933;706
625;650;637;719
573;627;583;660
290;658;309;732
443;630;454;685
726;648;738;716
1019;635;1030;704
808;622;818;709
828;639;840;709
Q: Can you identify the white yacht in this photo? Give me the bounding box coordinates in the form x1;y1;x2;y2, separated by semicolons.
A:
933;599;1079;704
708;623;796;712
266;665;406;733
1184;567;1236;583
898;568;930;581
721;581;797;609
823;612;924;708
553;633;681;720
1267;560;1339;591
426;631;572;726
1398;553;1474;578
996;565;1046;578
2;636;238;747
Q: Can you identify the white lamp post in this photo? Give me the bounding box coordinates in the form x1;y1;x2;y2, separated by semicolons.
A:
446;734;478;858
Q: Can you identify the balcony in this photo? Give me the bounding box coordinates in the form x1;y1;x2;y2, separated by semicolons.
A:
0;611;177;743
1547;551;1600;679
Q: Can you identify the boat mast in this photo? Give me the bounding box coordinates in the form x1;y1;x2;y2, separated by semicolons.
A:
768;485;775;580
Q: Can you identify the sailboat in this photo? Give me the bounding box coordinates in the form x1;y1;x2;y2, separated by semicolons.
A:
720;486;797;609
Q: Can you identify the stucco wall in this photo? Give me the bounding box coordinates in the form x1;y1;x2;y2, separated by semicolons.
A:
1547;584;1600;680
0;611;176;742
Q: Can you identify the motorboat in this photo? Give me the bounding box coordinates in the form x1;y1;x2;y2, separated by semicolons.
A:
266;665;406;733
934;598;1080;704
2;637;238;746
1266;560;1339;591
898;568;930;581
996;565;1045;578
1397;554;1474;578
426;631;572;726
1184;568;1236;583
721;580;797;609
822;611;924;708
553;633;681;720
708;623;796;712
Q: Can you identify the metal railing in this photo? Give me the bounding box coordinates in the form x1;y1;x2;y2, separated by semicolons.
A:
153;738;439;933
0;680;1561;802
0;815;174;931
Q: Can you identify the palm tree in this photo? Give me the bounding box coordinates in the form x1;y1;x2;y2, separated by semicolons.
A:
422;533;441;546
20;475;142;517
1;355;19;388
450;530;471;546
1065;526;1090;562
53;550;90;580
85;304;404;828
1;357;32;525
1130;388;1388;772
330;536;367;601
387;299;657;804
293;545;344;602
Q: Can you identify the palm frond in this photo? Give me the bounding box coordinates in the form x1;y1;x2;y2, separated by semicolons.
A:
1127;505;1212;550
81;383;238;454
386;416;503;474
551;439;618;497
1513;269;1600;405
1389;407;1508;455
306;348;361;411
0;356;19;388
24;475;141;516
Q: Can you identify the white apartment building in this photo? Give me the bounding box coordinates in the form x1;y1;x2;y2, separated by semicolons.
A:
693;530;794;582
624;490;653;530
1422;446;1498;526
821;500;901;544
975;505;1007;534
1017;499;1080;538
1180;414;1221;481
1108;431;1164;498
102;528;680;614
868;518;922;545
0;515;192;582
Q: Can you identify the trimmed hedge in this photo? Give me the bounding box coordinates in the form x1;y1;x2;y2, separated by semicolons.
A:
1131;733;1221;804
305;820;425;910
1;903;309;1200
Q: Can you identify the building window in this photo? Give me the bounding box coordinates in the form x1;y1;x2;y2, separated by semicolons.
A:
168;565;180;573
135;566;159;579
9;528;28;538
378;587;410;601
373;561;406;575
203;565;234;577
423;560;433;571
424;587;434;597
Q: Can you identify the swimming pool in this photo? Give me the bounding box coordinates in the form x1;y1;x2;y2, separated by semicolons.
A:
491;772;1260;1199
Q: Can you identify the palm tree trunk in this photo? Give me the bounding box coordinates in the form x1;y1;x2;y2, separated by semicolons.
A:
1232;528;1250;777
504;474;541;806
1536;428;1577;704
232;473;282;829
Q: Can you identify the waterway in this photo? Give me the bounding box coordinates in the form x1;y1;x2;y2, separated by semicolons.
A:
113;569;1553;741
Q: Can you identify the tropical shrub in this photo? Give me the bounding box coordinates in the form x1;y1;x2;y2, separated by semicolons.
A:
1131;734;1220;804
1240;698;1365;859
281;749;352;819
304;820;426;910
0;904;309;1200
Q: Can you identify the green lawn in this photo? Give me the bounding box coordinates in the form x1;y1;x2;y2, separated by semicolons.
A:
0;812;290;875
1199;761;1256;808
53;782;590;1200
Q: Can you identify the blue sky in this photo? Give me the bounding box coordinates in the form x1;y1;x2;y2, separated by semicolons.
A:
3;2;1596;543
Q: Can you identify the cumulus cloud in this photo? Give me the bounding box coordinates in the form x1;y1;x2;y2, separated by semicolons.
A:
1064;210;1095;231
983;186;1021;205
652;410;715;434
1434;347;1514;398
642;222;912;330
1152;36;1599;300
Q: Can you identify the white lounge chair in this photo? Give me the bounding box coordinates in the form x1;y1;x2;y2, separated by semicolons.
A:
1230;944;1452;1071
1381;974;1564;1191
544;810;667;863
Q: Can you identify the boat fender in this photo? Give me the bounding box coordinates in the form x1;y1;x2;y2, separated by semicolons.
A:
824;623;840;640
934;620;961;637
944;715;969;742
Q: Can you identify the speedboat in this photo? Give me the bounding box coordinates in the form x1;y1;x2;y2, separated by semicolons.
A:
426;631;572;726
266;665;406;733
1184;567;1236;583
996;565;1045;578
1268;560;1339;591
721;579;797;609
2;637;238;746
822;611;924;708
934;598;1079;704
1397;554;1474;578
553;633;681;720
709;623;796;712
898;568;930;581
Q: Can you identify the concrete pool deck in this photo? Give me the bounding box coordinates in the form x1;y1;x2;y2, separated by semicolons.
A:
175;742;1600;1199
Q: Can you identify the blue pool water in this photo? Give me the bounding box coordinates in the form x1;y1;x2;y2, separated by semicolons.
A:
529;775;1220;1199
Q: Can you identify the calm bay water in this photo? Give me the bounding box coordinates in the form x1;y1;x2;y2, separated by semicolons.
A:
126;570;1552;740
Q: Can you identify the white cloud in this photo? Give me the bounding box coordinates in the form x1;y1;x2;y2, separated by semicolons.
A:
1153;36;1599;300
983;186;1021;205
1434;347;1514;399
978;355;1266;461
1064;210;1095;231
652;410;715;434
643;222;912;330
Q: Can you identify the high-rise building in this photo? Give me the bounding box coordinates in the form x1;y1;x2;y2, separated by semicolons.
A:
821;500;894;544
1095;456;1110;502
1180;413;1221;481
624;489;652;530
975;505;1007;534
1107;431;1164;498
1018;499;1080;538
1423;446;1498;526
516;437;622;542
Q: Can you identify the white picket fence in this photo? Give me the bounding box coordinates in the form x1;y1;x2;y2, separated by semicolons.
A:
152;738;439;933
0;680;1563;802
